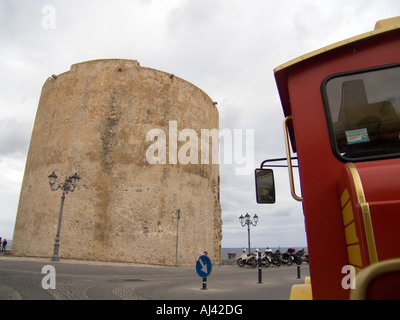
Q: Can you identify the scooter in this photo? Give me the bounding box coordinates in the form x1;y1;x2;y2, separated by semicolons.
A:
280;249;294;266
263;249;281;267
293;248;308;264
261;249;271;267
237;249;257;268
273;249;292;266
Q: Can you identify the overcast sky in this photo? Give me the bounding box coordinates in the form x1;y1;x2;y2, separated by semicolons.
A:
0;0;399;250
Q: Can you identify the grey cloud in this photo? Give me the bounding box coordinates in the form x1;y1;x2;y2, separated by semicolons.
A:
0;119;31;156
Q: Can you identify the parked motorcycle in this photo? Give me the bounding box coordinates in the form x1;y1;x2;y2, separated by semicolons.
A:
292;248;308;265
237;249;257;268
261;249;271;267
275;249;293;266
285;247;297;265
262;249;281;267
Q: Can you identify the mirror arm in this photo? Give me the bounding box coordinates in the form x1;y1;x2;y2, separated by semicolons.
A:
260;157;298;168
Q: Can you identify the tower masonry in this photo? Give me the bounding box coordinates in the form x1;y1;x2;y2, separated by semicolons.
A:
13;59;222;265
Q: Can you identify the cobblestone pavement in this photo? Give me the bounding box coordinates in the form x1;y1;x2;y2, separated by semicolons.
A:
0;256;309;300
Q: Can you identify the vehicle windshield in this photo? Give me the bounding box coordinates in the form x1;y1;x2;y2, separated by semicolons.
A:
322;64;400;161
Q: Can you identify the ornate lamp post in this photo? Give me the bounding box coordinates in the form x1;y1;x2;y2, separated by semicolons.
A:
48;171;80;261
239;213;258;254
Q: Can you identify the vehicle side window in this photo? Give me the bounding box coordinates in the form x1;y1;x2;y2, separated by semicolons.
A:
322;64;400;161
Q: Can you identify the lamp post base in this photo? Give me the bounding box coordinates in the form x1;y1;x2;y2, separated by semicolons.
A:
52;241;60;261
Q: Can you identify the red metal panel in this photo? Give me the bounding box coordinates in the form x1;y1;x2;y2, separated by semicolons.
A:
369;201;400;261
288;67;349;299
356;160;400;261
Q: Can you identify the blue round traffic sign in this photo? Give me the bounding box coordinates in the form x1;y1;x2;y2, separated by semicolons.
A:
196;255;212;278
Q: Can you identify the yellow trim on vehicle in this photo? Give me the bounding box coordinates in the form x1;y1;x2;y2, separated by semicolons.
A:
283;116;303;202
341;186;363;269
342;201;354;226
274;17;400;73
344;223;359;245
346;164;379;265
290;284;313;300
340;188;350;207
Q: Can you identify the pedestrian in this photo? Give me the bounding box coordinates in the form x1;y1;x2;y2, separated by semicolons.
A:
2;239;7;251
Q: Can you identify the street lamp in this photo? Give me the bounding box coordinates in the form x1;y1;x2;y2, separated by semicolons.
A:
239;213;258;254
48;171;80;261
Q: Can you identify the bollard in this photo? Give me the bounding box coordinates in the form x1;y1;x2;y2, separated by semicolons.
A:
257;251;263;284
296;256;301;279
201;277;208;290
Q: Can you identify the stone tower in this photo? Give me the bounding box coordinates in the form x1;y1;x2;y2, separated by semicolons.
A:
13;59;222;265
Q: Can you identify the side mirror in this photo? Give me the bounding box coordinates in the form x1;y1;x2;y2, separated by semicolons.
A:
255;169;276;204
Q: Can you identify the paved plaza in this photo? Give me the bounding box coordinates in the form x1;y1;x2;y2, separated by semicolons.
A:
0;256;309;300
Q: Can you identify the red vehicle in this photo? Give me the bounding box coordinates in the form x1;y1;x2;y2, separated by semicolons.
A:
255;17;400;299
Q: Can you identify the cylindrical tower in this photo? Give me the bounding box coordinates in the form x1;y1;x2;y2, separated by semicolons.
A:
13;59;222;265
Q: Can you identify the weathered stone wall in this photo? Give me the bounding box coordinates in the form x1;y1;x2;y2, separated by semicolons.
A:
13;59;222;265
